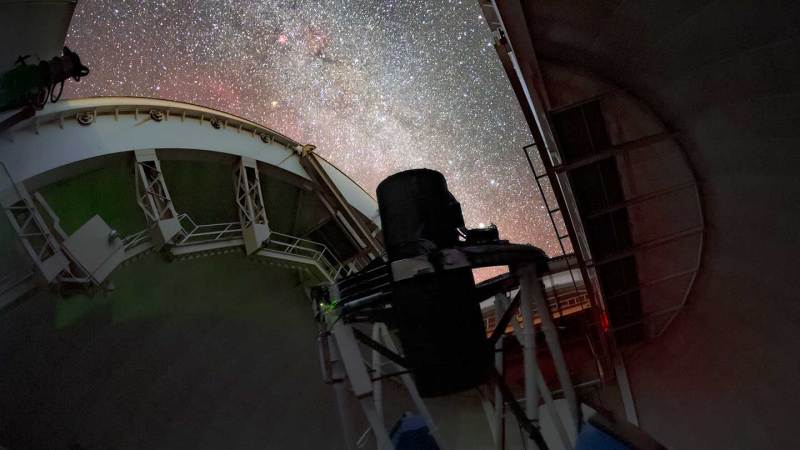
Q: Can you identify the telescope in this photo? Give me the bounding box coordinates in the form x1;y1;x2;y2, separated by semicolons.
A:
316;169;666;450
319;168;549;397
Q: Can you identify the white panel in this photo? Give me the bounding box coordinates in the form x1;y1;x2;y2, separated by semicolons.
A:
0;98;382;237
0;99;308;184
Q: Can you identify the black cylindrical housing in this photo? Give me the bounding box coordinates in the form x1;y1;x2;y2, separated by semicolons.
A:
377;169;491;397
378;169;464;261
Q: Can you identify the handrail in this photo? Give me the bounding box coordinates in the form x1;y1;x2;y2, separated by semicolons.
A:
122;229;150;251
123;214;349;281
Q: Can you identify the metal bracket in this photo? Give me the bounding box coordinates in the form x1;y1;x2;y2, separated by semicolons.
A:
234;157;270;255
134;149;181;249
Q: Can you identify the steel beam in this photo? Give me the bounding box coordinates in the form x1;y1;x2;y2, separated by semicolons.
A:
297;146;383;263
590;226;704;267
330;321;394;450
234;157;270;255
493;295;507;450
133;149;181;250
500;294;572;450
1;180;69;282
524;267;580;441
518;270;541;426
550;132;674;174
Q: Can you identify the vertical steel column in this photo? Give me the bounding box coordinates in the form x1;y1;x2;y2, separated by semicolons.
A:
297;147;384;264
377;323;449;450
327;337;358;450
1;180;69;282
493;294;507;450
233;157;270;255
518;268;541;424
613;354;640;426
528;268;580;439
371;323;385;425
331;321;394;450
133;149;181;249
360;398;394;450
535;371;573;450
502;292;572;450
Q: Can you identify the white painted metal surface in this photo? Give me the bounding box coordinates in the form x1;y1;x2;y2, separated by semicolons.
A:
61;214;125;284
134;149;181;249
234;156;270;255
1;178;69;282
0;97;381;228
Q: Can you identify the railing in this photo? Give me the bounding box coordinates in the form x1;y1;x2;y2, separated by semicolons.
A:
121;214;349;281
175;214;242;246
482;288;592;332
265;231;349;280
122;229;151;251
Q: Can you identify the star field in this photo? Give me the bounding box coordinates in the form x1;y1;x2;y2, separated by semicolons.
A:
65;0;560;258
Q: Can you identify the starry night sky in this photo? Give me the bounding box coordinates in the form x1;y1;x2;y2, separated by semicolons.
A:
64;0;559;256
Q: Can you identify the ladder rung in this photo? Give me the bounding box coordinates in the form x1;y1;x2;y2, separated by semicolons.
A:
558;234;570;240
548;207;560;214
535;173;548;180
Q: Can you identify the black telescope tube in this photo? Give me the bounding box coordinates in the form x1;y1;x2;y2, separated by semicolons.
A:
377;169;491;397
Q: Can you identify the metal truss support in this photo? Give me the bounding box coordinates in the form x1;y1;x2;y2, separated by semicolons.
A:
496;291;573;450
319;319;449;450
297;145;384;263
1;181;69;282
328;321;394;450
326;251;586;450
517;270;541;427
494;299;507;450
523;267;580;443
134;149;181;250
233;157;270;255
370;322;448;450
1;172;121;291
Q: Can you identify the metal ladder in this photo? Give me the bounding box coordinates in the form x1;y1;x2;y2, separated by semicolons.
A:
523;144;583;316
523;143;611;383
